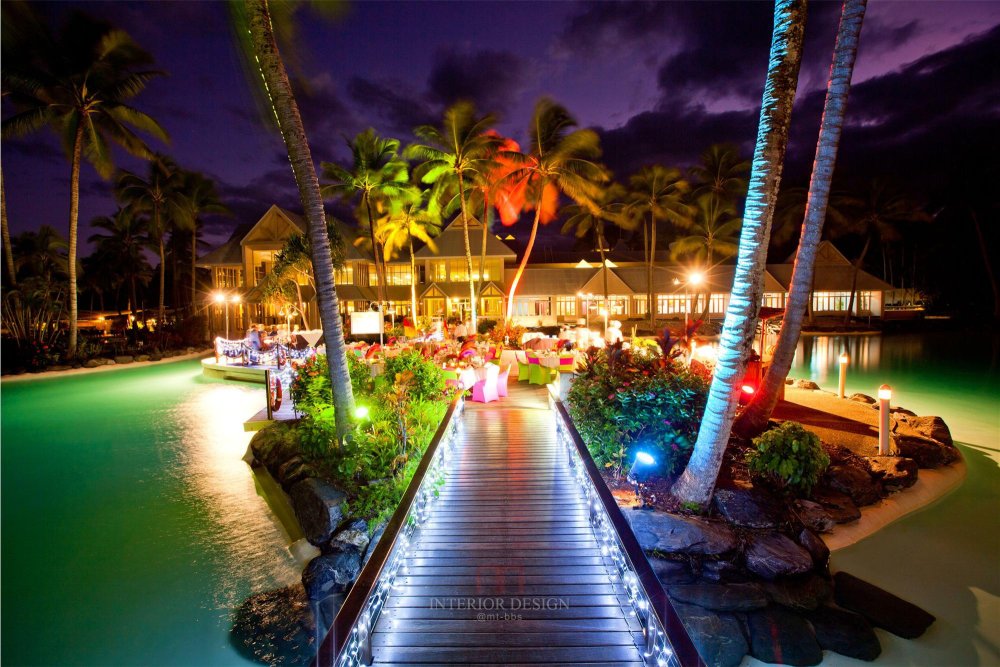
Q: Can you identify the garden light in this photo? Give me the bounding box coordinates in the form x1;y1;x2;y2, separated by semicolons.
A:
839;352;849;398
635;451;655;466
878;384;892;455
355;405;370;421
687;270;705;286
741;384;755;395
213;292;225;304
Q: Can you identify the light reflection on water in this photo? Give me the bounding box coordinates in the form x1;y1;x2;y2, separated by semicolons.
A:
791;331;1000;448
1;361;299;666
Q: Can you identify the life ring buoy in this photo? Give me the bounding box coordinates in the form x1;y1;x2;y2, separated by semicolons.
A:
269;374;283;412
276;346;287;370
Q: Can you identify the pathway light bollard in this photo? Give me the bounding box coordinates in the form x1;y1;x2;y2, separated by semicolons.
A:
878;384;892;455
838;352;849;399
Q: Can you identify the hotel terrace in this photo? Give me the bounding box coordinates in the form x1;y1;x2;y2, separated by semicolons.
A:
198;205;898;329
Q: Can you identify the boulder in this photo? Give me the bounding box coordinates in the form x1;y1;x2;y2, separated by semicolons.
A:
833;571;935;638
302;549;361;601
890;407;917;417
806;605;881;661
672;601;748;667
650;557;696;585
865;456;918;489
811;489;861;524
744;533;813;580
700;559;740;582
49;364;73;372
849;393;876;404
824;465;882;506
901;415;954;447
668;582;767;612
893;433;959;468
289;478;347;546
84;359;105;368
363;521;387;567
250;423;300;472
797;529;830;570
114;355;134;364
761;574;832;611
792;379;821;390
329;518;370;554
277;456;313;487
713;485;784;529
624;509;737;555
746;605;823;666
230;584;316;666
135;354;150;363
793;499;835;533
148;353;163;362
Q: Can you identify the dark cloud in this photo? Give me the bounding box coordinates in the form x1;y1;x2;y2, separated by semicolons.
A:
346;76;437;138
290;74;359;162
554;1;676;58
427;47;526;115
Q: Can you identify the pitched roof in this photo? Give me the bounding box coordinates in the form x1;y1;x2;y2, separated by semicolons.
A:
766;263;894;292
197;223;252;267
502;267;595;296
413;215;517;260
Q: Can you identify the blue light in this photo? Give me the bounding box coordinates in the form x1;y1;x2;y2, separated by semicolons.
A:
635;451;655;466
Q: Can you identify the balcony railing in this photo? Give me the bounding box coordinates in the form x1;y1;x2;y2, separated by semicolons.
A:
550;395;705;667
313;395;464;667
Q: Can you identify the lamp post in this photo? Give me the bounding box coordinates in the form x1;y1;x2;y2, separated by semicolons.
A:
213;293;226;339
838;352;849;399
878;384;892;455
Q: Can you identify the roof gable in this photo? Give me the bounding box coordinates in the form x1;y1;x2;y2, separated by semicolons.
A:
414;214;516;259
580;268;635;295
241;205;307;246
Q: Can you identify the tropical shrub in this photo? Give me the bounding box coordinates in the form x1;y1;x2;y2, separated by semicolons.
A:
378;350;445;400
566;346;709;477
486;320;526;348
477;318;497;335
746;421;830;496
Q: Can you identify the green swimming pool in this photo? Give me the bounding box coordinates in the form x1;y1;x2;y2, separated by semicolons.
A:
1;360;300;666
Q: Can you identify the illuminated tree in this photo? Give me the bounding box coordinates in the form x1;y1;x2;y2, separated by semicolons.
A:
673;0;807;507
408;102;498;329
233;0;355;437
322;129;409;308
1;9;167;356
625;165;690;328
504;98;608;317
378;186;441;321
737;0;868;437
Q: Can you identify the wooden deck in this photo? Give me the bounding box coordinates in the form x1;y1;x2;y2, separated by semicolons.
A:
370;382;645;665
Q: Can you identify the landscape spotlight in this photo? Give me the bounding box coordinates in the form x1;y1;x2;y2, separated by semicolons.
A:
355;405;370;421
628;451;656;508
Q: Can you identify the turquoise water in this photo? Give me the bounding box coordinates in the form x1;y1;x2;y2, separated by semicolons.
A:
775;331;1000;666
1;361;300;666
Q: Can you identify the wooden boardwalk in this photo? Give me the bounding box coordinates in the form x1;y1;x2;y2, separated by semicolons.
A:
370;383;645;665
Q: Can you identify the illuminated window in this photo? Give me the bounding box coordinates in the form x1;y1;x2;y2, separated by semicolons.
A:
633;295;648;316
812;291;869;312
512;298;550;317
709;293;726;314
214;267;242;288
555;296;577;316
370;264;412;286
762;292;785;308
333;265;354;285
429;261;448;282
656;295;689;315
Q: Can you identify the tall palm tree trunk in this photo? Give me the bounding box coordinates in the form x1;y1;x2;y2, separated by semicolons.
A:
649;217;658;329
738;0;866;437
364;195;387;306
506;206;543;318
479;195;490;319
158;235;166;327
674;0;807;507
2;169;15;287
66;123;84;358
409;235;418;322
457;172;476;329
245;0;355;436
599;223;609;328
191;227;198;315
844;233;871;325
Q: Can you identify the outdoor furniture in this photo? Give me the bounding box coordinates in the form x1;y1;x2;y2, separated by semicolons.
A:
497;364;511;397
471;363;500;403
557;353;577;373
527;351;555;386
516;351;531;381
442;369;462;390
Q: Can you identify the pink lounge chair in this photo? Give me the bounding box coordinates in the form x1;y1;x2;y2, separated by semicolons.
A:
471;363;500;403
497;364;511;397
558;353;576;373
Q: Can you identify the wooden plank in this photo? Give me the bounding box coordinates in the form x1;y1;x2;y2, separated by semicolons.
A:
373;630;640;648
372;645;644;664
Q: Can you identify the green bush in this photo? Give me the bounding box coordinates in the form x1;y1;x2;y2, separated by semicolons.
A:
378;350;445;401
566;347;709;477
477;318;497;335
746;421;830;496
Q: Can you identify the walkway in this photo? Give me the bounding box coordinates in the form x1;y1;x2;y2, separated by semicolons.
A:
369;382;645;665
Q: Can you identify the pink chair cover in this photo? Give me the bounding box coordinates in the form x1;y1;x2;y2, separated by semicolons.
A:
497;364;511;397
471;364;500;403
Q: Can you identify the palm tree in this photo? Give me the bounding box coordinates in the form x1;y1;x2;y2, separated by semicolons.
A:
504;98;608;316
1;170;14;287
831;179;930;325
88;207;151;314
737;0;868;437
626;165;691;327
670;193;743;320
561;182;634;314
673;0;807;507
116;157;190;326
322;128;409;309
689;143;751;206
407;102;499;330
378;185;441;321
232;0;355;438
1;10;167;357
179;170;229;313
13;225;68;284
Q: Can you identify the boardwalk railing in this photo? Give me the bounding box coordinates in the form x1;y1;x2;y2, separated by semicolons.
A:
314;395;465;667
550;395;705;667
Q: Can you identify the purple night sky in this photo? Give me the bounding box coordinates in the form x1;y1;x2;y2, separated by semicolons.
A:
4;1;999;255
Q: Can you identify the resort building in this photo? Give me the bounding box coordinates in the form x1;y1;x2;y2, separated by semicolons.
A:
198;205;895;330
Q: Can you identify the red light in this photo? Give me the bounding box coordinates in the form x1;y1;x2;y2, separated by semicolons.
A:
741;384;755;394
